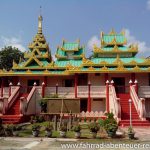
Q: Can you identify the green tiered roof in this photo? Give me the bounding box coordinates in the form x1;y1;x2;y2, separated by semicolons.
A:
1;23;150;76
12;15;52;71
55;40;84;60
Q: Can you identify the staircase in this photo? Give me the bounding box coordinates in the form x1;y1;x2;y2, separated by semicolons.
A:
118;93;150;126
0;93;28;124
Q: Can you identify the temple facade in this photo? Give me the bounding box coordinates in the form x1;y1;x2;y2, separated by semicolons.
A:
0;15;150;126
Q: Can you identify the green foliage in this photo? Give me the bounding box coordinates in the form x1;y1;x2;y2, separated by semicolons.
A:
88;122;100;133
128;126;134;134
45;124;53;131
72;124;81;132
11;124;22;131
84;117;87;122
30;115;45;124
32;124;40;131
60;124;67;132
98;112;118;133
0;46;24;70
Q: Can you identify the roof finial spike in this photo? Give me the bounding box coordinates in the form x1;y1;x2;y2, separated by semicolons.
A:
38;6;43;34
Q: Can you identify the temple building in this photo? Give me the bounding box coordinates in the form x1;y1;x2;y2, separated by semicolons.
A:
0;15;150;126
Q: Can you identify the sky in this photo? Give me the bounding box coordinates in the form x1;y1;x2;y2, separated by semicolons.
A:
0;0;150;58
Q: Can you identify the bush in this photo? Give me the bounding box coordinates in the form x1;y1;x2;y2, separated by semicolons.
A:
98;113;118;134
60;124;67;132
72;124;81;132
45;124;53;131
88;122;100;133
32;124;40;131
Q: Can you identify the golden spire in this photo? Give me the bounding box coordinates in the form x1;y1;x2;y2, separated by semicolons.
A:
38;6;43;34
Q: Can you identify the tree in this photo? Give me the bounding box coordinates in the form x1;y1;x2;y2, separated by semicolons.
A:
0;46;24;70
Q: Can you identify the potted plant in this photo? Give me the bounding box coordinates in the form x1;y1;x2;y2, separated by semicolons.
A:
5;124;13;136
39;99;48;113
45;124;53;137
59;124;67;138
32;124;40;137
72;124;81;138
88;122;100;138
128;126;135;139
98;113;118;138
12;124;21;136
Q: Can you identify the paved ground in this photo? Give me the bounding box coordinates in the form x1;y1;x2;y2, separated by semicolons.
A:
0;127;150;150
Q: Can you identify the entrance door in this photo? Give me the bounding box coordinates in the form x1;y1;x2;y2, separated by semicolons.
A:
112;77;125;93
80;99;87;112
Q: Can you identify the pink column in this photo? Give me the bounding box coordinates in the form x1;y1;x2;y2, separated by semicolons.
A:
106;80;109;112
74;73;78;98
42;82;45;98
87;81;91;112
9;82;13;97
134;80;138;94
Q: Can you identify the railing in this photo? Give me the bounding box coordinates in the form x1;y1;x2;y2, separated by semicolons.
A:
3;87;9;98
109;85;121;121
130;85;146;120
77;86;106;98
8;86;20;108
77;86;88;98
91;86;106;98
139;86;150;98
21;86;37;115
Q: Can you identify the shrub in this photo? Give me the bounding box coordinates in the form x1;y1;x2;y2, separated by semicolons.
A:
72;124;81;132
32;124;40;131
88;122;100;133
60;124;67;132
45;124;53;131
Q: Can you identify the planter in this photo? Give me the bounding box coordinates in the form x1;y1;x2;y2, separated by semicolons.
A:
13;131;19;136
32;130;39;137
45;130;52;137
128;133;135;139
60;131;66;138
91;132;97;138
75;132;81;138
107;131;116;138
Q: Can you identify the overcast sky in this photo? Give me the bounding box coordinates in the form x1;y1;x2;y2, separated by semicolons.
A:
0;0;150;57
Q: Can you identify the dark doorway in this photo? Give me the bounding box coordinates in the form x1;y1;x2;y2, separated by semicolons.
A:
112;77;125;93
78;74;88;86
27;79;40;92
64;79;74;87
80;99;87;112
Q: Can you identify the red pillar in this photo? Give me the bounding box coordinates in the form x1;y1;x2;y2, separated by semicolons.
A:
106;80;109;112
44;76;47;86
42;82;45;98
1;78;4;97
9;82;13;97
74;73;78;98
87;81;91;112
134;80;138;94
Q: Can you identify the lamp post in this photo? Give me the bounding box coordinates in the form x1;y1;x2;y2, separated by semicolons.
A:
106;80;109;112
56;83;58;95
129;99;132;127
42;82;45;98
87;81;91;112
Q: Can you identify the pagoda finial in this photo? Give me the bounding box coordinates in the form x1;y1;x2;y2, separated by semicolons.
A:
38;6;43;34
